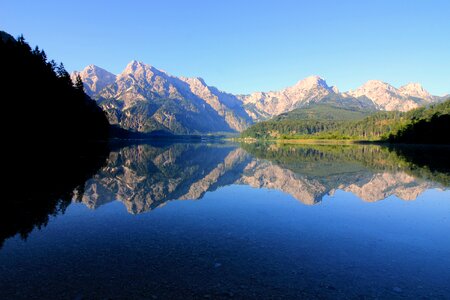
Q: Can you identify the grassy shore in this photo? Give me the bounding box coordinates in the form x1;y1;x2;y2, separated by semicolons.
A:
234;137;378;145
274;139;370;145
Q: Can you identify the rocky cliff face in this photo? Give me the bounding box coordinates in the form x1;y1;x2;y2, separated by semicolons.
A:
74;61;252;134
238;76;376;120
346;80;436;112
73;62;444;132
240;78;442;119
398;83;433;101
239;76;335;118
71;65;116;96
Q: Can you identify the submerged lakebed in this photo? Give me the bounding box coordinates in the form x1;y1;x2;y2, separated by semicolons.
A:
1;142;449;299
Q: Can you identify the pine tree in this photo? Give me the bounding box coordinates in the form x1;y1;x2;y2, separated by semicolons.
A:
75;74;84;92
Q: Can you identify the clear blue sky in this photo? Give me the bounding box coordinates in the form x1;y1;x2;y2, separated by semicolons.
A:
1;0;449;95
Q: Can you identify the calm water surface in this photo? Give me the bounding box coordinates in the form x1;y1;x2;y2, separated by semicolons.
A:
1;142;449;299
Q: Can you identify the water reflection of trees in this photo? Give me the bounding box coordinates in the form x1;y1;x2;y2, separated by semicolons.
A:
240;143;450;186
1;143;110;248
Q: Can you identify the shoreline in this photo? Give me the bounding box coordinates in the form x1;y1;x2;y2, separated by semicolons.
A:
233;137;376;145
233;138;450;146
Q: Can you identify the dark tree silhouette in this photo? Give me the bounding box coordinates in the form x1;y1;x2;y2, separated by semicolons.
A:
0;31;110;141
388;114;450;144
0;31;113;247
0;142;110;248
75;74;84;92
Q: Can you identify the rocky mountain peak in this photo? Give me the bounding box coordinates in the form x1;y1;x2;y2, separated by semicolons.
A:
402;82;424;90
124;60;144;70
347;80;397;99
82;64;114;77
346;80;433;111
122;60;164;76
71;64;116;96
76;61;253;133
85;64;99;71
238;75;337;119
399;82;432;99
360;80;395;91
293;75;331;91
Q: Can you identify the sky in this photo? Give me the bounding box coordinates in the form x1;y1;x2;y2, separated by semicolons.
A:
1;0;449;95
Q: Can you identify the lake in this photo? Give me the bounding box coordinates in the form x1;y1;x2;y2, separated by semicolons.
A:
1;142;449;299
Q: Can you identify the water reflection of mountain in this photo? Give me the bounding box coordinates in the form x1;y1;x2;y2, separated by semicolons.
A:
79;144;252;213
2;142;448;247
241;143;449;203
78;143;449;213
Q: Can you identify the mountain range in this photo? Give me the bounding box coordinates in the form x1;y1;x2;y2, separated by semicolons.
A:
72;62;448;134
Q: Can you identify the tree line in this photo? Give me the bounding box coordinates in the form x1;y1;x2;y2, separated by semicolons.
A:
241;100;450;144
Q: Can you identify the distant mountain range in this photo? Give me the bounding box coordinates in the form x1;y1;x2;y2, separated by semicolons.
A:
72;62;448;134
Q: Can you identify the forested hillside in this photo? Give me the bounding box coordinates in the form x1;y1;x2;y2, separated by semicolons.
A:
241;104;400;139
387;104;450;144
241;100;450;143
273;104;372;121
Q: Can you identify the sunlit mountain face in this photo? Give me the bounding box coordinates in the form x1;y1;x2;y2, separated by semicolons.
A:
74;142;449;213
72;62;448;134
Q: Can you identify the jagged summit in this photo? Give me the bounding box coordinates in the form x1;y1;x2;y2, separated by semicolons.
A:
81;64;111;73
294;75;330;90
363;79;390;86
71;64;116;96
85;64;100;70
401;82;424;89
241;75;343;118
346;79;434;111
350;80;397;95
124;60;155;71
399;82;432;100
348;80;396;98
120;60;168;79
82;64;115;78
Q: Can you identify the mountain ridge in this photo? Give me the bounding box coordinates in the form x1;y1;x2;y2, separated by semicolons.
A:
72;61;445;133
73;61;253;134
